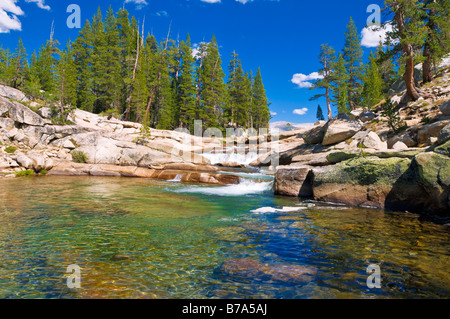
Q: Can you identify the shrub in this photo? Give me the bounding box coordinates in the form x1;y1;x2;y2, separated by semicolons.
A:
421;116;432;124
39;169;48;175
72;150;88;163
4;146;17;154
381;98;407;134
15;169;34;177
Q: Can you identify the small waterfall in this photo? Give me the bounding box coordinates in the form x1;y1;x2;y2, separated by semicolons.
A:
168;174;183;182
202;147;260;166
172;179;273;196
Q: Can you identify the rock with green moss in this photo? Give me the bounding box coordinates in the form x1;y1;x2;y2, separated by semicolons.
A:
316;156;413;186
414;152;450;212
326;151;358;164
434;140;450;157
313;156;426;212
312;153;450;214
374;149;425;159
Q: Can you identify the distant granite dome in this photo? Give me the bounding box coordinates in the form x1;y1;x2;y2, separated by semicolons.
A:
269;121;314;133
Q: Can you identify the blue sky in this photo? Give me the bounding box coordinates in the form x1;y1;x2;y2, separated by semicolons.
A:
0;0;389;124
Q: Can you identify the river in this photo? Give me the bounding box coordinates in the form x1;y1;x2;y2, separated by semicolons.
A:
0;173;449;299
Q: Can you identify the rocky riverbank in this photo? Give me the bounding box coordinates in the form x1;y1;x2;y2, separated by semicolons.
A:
1;66;450;219
271;66;450;217
0;83;248;184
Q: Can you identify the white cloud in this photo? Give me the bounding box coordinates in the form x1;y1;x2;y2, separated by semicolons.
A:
156;11;168;17
270;111;277;116
293;108;308;116
291;72;323;88
25;0;50;11
0;0;23;33
200;0;256;3
124;0;148;9
192;42;208;59
361;22;396;48
0;0;51;33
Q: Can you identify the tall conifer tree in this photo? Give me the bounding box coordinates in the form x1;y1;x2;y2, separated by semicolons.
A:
342;17;363;109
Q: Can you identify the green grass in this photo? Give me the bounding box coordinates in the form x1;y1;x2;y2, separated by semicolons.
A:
15;170;35;177
69;138;79;148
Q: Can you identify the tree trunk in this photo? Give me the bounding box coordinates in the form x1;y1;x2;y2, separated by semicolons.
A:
404;50;421;101
125;28;141;121
422;42;433;84
422;0;437;84
394;7;420;101
325;87;332;120
145;87;156;124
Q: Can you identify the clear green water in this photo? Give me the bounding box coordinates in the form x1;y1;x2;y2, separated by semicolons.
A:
0;176;449;299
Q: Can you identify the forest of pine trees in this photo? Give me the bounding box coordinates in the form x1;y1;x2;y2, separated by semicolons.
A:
309;0;449;120
0;6;271;132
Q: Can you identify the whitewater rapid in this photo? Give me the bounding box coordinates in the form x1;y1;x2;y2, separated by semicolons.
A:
201;147;260;166
172;179;273;196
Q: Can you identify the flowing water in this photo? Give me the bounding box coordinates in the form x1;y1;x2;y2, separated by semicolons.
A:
0;174;449;299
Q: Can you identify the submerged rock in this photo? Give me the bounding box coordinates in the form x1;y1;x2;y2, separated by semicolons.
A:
220;259;317;284
111;254;132;261
211;227;248;242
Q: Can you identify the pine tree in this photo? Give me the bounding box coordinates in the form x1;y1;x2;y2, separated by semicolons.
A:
422;0;450;83
316;105;325;121
252;67;270;129
90;7;108;113
56;42;77;122
116;8;137;119
227;51;246;127
242;71;253;128
142;34;160;126
330;53;350;114
362;51;384;109
11;38;29;89
178;35;197;131
103;6;122;112
157;38;178;130
375;43;398;95
0;48;14;86
196;35;226;128
342;17;363;109
73;20;95;111
0;47;7;83
24;51;42;97
385;0;427;101
57;42;77;107
35;40;58;95
309;44;335;120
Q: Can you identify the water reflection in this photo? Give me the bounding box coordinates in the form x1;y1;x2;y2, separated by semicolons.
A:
0;176;448;299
